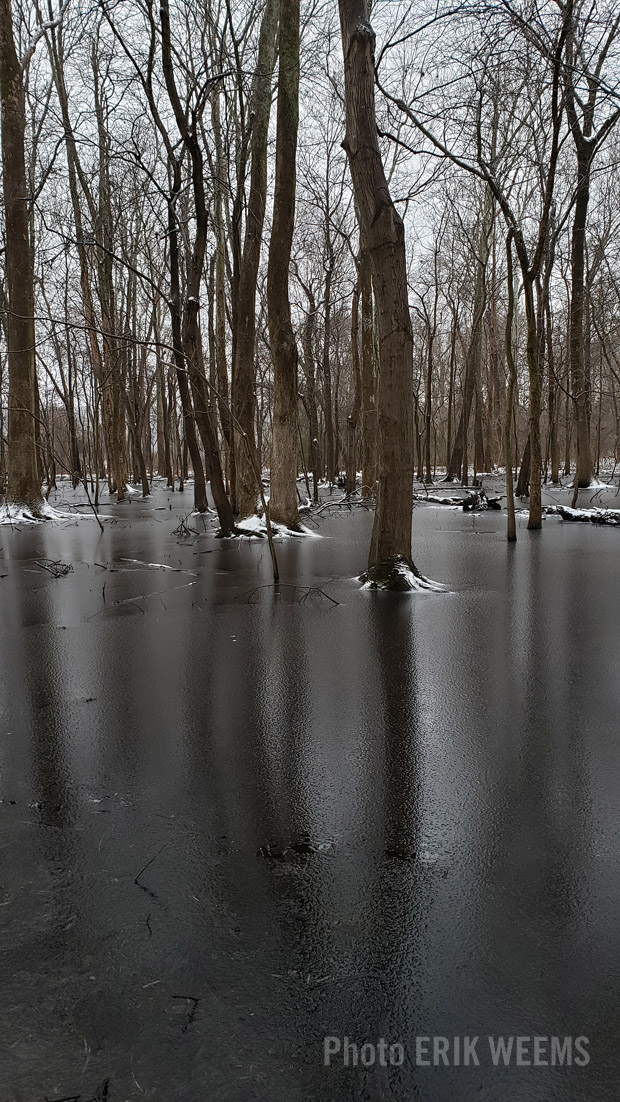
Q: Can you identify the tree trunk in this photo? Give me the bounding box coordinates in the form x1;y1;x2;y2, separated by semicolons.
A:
267;0;301;529
300;284;320;503
359;232;377;497
339;2;418;583
516;434;531;497
570;146;594;486
504;234;517;542
345;275;362;493
524;277;543;528
447;222;489;479
322;221;336;482
211;86;234;494
232;0;279;517
0;0;42;508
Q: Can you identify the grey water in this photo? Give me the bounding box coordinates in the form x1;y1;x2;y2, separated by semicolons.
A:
1;488;619;1100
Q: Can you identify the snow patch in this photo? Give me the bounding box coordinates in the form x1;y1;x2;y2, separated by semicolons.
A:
235;515;321;539
547;505;620;526
361;559;445;592
0;502;108;525
576;478;612;490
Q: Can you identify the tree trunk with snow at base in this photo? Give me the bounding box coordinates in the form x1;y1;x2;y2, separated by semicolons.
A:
233;0;279;519
267;0;301;530
0;0;42;510
339;0;419;586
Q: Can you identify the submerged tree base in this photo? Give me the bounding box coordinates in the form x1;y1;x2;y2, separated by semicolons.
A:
226;515;319;540
360;555;443;592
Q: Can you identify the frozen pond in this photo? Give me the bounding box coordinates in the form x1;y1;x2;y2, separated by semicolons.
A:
1;486;619;1100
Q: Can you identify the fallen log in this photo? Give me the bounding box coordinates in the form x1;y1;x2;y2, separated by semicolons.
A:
547;505;620;526
462;490;502;512
412;489;503;510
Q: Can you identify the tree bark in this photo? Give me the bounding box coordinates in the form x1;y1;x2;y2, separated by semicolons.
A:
0;0;42;508
504;233;517;542
569;146;594;486
232;0;279;517
267;0;301;529
345;274;362;493
339;1;418;582
359;232;377;496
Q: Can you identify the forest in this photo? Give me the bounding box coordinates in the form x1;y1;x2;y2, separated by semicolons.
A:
1;0;620;583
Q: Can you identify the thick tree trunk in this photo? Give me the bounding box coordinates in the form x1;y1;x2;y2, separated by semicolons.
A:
267;0;301;529
0;0;42;509
232;0;279;518
339;1;418;583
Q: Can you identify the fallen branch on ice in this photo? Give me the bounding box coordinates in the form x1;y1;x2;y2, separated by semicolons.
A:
547;505;620;526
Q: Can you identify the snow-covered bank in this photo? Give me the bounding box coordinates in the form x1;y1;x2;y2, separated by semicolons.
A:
0;502;109;526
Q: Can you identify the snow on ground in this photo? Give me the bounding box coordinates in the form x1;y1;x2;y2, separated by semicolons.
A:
360;557;446;592
235;514;321;539
361;570;445;593
0;501;108;526
546;505;620;525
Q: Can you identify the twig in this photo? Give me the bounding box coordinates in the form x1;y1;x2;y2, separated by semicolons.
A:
235;582;339;605
172;994;199;1032
134;845;166;889
34;558;73;577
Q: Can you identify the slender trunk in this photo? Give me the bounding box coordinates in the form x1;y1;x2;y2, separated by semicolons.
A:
211;87;234;493
524;277;543;528
346;275;362;493
322;226;335;482
267;0;301;529
359;232;376;496
504;234;517;542
570;146;594;486
301;286;320;503
445;306;457;474
232;0;279;517
547;298;560;483
447;227;489;479
424;327;433;483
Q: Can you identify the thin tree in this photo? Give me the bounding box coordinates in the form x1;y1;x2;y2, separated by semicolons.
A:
233;0;279;518
267;0;301;529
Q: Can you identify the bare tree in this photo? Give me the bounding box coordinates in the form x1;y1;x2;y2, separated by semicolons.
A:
0;0;42;508
339;0;420;584
267;0;301;529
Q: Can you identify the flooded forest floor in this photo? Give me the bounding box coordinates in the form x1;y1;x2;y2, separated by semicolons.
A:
1;477;619;1101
